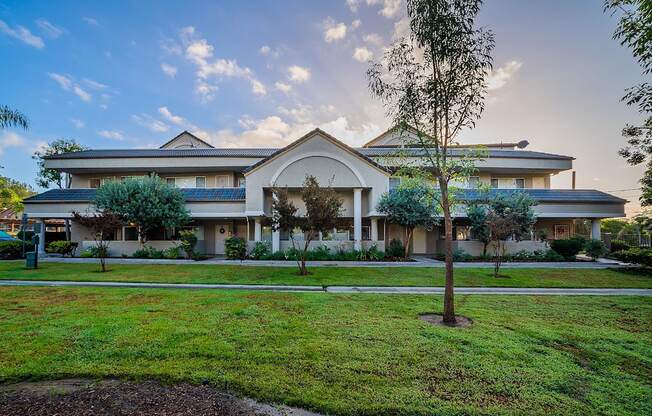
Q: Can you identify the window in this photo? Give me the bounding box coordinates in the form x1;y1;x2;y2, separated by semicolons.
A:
554;224;570;240
236;175;246;188
515;178;525;189
456;226;472;240
389;177;401;190
490;178;499;188
261;226;272;242
348;226;370;241
215;174;231;187
166;177;176;187
195;176;206;188
468;176;480;188
89;178;101;188
124;226;139;241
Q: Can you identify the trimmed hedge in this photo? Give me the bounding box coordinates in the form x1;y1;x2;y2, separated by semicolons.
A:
46;240;78;257
613;247;652;267
550;237;586;261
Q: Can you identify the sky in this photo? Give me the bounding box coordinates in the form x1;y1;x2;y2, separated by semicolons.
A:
0;0;648;215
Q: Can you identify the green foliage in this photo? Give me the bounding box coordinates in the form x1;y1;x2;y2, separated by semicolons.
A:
0;175;34;212
225;237;247;260
385;238;405;259
584;240;607;259
32;138;87;189
45;240;78;257
191;252;209;261
16;230;34;241
610;239;631;252
80;246;108;258
249;241;270;260
94;176;189;243
0;105;28;129
467;204;490;254
132;246;164;259
613;247;652;267
178;230;198;259
550;237;586;261
357;245;384;261
0;241;23;259
163;246;182;260
434;249;566;263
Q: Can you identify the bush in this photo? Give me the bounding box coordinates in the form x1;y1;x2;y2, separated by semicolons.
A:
609;239;630;253
584;240;606;259
16;230;34;241
163;246;182;259
249;241;270;260
307;245;331;260
133;246;164;259
178;230;198;259
550;237;585;260
225;236;247;260
357;245;384;261
0;241;23;259
386;238;405;259
542;249;565;262
613;247;652;267
80;245;108;258
45;240;78;257
191;252;209;261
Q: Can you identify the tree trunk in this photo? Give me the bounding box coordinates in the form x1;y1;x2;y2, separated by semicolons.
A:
404;227;414;259
493;240;501;278
440;182;456;325
65;219;71;241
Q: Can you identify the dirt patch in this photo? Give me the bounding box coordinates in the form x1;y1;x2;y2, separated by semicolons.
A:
0;378;323;416
419;313;473;328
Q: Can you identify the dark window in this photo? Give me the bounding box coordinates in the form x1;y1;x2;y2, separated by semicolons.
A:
124;226;139;241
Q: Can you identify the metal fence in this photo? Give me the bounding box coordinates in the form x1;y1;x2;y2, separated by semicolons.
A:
603;233;651;248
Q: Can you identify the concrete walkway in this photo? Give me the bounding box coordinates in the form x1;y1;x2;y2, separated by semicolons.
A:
1;279;649;296
38;256;628;269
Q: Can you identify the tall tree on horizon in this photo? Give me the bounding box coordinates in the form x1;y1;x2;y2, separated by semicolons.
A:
367;0;494;324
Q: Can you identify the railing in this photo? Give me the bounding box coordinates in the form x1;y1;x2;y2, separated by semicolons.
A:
602;233;651;248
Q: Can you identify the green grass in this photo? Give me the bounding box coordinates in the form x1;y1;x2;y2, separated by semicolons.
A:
0;260;651;288
0;287;650;415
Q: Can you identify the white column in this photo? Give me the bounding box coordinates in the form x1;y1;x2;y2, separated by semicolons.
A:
353;188;362;250
272;229;280;252
38;219;46;253
254;218;262;242
371;218;378;241
591;219;601;240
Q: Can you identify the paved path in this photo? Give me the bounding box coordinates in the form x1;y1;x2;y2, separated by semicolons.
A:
38;256;627;269
1;280;649;296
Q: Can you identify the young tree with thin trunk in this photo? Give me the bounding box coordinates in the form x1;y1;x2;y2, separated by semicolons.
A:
272;175;343;275
367;0;494;324
72;211;123;272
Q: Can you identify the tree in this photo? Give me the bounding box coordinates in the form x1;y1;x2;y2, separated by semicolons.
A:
481;193;537;278
272;175;343;275
94;176;190;245
605;1;652;205
0;105;28;130
33;139;88;189
367;0;494;324
377;177;440;258
467;204;490;256
0;175;34;212
72;211;123;272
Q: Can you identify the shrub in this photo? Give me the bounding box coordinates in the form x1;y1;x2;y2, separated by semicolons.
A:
357;245;384;261
80;245;108;258
452;248;473;262
178;230;198;259
542;249;565;262
225;236;247;260
550;237;585;260
307;245;331;261
584;240;606;259
163;246;182;259
385;238;405;259
45;240;78;257
0;241;23;259
16;230;34;241
249;241;270;260
133;246;164;259
609;239;630;253
613;247;652;267
79;249;94;258
191;252;209;261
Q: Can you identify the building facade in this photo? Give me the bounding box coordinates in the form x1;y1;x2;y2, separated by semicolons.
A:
23;128;627;256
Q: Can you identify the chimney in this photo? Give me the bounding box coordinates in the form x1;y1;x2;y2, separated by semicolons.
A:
572;171;576;189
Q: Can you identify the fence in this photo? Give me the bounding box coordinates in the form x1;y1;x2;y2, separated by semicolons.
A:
603;233;651;248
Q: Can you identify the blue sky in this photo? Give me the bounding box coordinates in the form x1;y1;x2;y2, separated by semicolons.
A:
0;0;647;214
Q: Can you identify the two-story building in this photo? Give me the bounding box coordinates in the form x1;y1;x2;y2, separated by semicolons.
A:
23;127;627;256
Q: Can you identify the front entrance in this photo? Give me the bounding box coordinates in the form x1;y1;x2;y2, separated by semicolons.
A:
215;223;231;254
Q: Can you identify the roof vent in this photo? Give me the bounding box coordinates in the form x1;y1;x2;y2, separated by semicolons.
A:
516;140;529;149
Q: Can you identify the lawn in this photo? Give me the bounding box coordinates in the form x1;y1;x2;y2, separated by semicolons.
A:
0;287;650;415
0;260;651;288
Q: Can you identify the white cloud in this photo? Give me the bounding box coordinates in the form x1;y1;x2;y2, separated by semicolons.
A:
287;65;311;83
35;18;63;39
70;118;84;129
259;45;271;55
367;0;402;18
82;78;108;89
363;33;383;46
275;81;292;94
346;0;360;12
0;131;48;156
195;80;219;103
351;19;361;30
353;47;373;62
132;114;169;133
82;17;99;26
97;130;124;140
486;60;523;91
0;19;44;48
161;63;177;78
323;18;347;43
48;72;92;102
250;79;267;95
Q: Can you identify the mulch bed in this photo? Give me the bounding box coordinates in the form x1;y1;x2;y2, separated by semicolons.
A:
0;379;322;416
419;313;473;328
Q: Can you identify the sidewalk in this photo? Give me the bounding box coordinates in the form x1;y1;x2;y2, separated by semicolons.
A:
38;256;628;269
1;279;649;296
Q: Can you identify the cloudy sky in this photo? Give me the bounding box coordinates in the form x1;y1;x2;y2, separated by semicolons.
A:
0;0;647;214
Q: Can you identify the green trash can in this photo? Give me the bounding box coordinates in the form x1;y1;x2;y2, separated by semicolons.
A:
25;251;38;269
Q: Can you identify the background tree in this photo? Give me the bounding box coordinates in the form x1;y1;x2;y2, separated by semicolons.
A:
0;175;34;213
72;211;123;272
482;193;537;277
377;177;440;258
272;175;342;275
94;176;190;245
0;105;28;130
605;1;652;205
467;203;491;256
367;0;494;324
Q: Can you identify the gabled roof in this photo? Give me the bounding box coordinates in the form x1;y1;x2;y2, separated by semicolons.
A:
23;188;246;203
243;128;391;175
459;189;627;204
159;131;215;149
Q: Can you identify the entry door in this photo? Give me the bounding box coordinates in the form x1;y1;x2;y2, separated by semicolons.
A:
215;224;231;254
554;224;570;240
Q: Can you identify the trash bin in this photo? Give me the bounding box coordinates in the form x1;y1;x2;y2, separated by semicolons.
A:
25;251;38;269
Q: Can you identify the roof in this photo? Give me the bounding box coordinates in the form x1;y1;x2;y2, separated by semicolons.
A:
459;189;627;204
159;131;215;149
23;188;246;203
44;146;573;161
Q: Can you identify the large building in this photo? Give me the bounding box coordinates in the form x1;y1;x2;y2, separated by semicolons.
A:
23;128;627;256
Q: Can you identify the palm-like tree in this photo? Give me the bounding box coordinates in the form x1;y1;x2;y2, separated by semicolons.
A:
0;105;29;130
